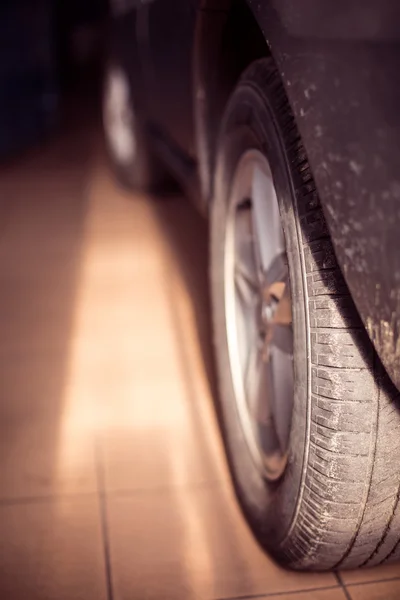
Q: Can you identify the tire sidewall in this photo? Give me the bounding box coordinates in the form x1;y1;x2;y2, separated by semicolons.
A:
211;69;310;559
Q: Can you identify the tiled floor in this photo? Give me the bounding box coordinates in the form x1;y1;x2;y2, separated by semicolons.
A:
0;120;399;600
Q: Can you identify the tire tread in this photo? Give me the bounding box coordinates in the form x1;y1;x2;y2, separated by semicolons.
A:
243;58;400;570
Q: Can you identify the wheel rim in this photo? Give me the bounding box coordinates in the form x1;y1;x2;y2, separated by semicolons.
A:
224;149;294;481
103;66;136;164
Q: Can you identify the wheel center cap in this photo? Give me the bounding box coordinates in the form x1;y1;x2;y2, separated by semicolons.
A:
261;281;287;326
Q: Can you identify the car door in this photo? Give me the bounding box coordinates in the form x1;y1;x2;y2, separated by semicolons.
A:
137;0;198;158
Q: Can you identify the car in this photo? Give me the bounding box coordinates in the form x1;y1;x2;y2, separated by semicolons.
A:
103;0;400;571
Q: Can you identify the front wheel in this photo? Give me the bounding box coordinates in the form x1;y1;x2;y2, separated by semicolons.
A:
211;57;400;571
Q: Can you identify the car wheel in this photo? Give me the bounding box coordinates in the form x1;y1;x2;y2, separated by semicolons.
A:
211;57;400;570
102;59;168;193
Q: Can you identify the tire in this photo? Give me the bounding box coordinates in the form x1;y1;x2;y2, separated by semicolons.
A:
211;57;400;571
102;54;169;193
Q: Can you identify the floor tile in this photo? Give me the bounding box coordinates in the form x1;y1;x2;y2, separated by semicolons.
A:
342;561;400;585
0;497;107;600
107;484;336;600
348;578;400;600
0;417;97;500
0;130;96;500
96;296;226;491
70;170;227;492
99;419;224;493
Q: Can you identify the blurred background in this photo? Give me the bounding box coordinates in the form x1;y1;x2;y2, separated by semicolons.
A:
0;1;399;599
0;0;107;157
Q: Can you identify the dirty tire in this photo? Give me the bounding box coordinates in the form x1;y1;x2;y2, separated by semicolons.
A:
211;57;400;570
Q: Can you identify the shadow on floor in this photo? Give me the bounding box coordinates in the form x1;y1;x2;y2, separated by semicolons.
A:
149;194;219;406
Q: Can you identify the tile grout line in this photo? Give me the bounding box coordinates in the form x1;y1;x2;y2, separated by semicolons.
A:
0;477;225;508
212;583;343;600
347;574;400;588
105;477;225;498
335;572;352;600
94;437;115;600
0;491;99;507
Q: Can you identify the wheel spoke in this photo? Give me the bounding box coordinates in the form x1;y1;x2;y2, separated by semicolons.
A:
244;343;269;421
268;280;292;354
269;322;293;355
244;343;280;455
234;268;257;309
252;162;285;277
264;251;288;289
234;203;260;368
234;285;258;375
235;203;259;290
269;343;294;454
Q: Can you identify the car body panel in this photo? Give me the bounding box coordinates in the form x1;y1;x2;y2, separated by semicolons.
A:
144;0;198;156
111;0;400;389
